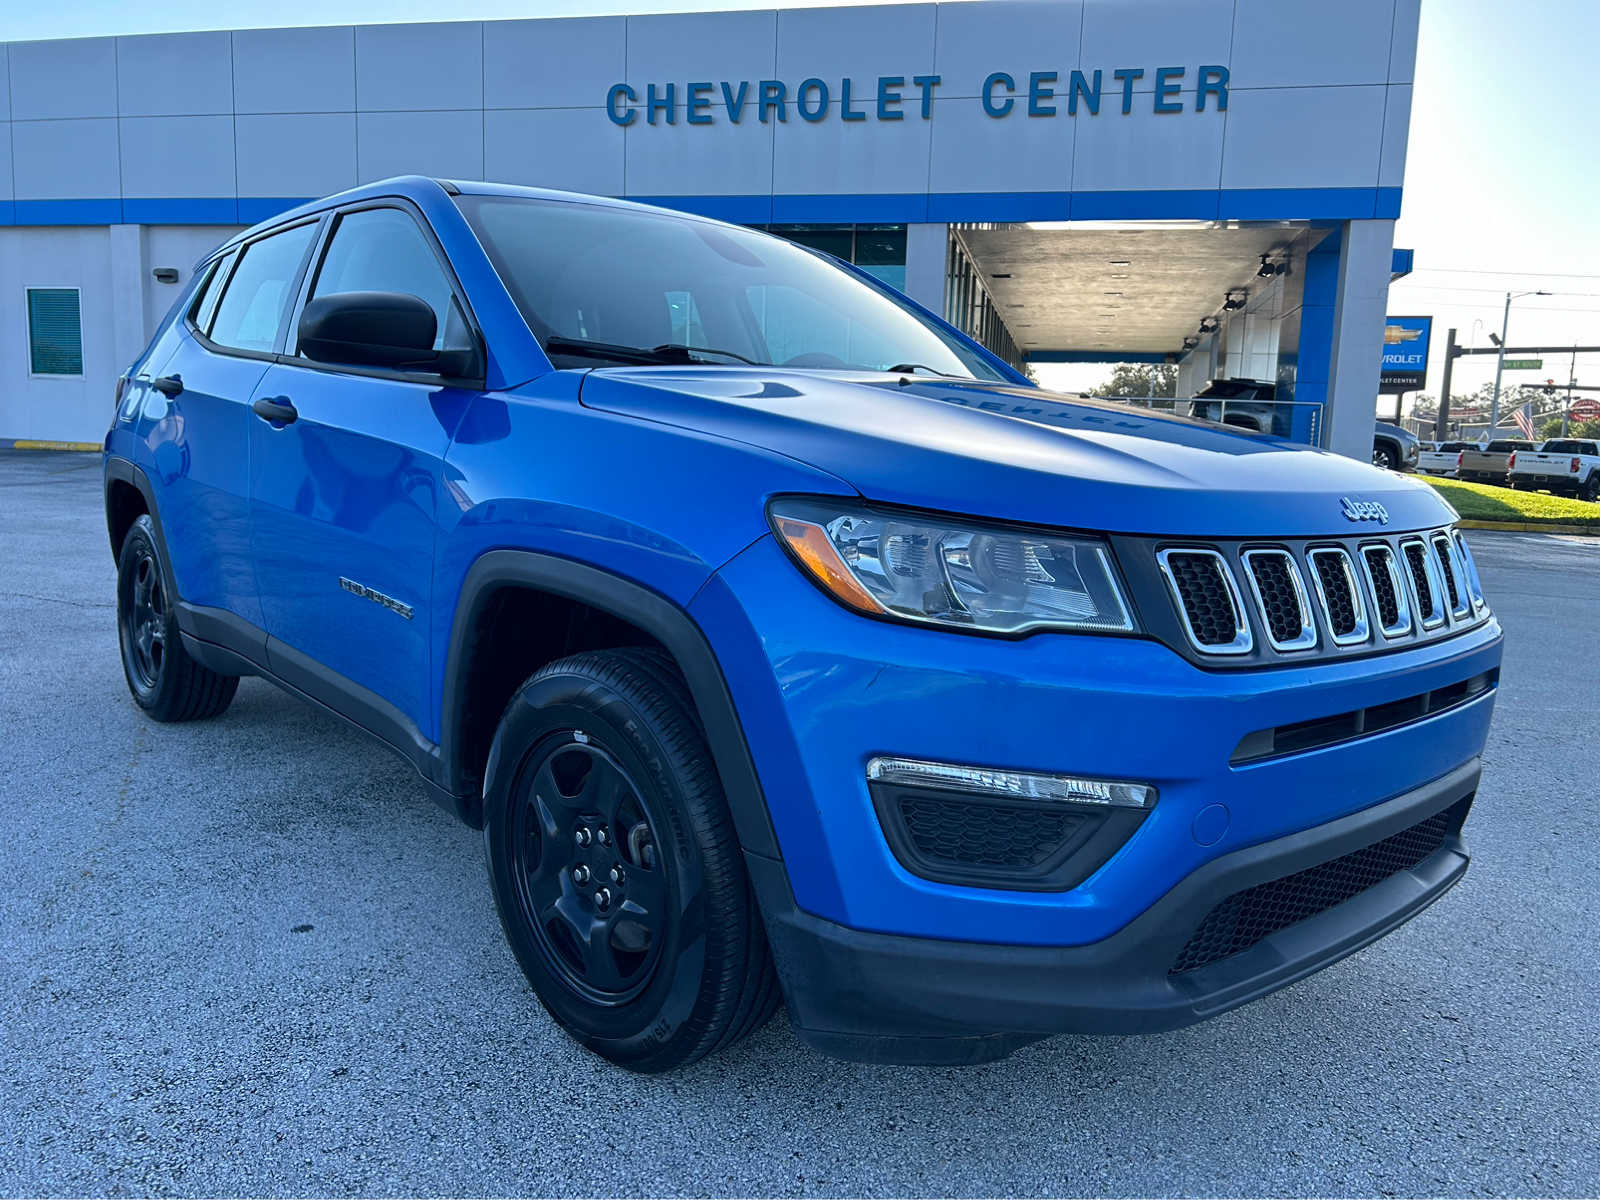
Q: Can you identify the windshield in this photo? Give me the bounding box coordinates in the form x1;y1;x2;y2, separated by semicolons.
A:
456;195;1005;380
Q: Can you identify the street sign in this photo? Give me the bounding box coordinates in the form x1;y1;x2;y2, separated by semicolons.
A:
1502;358;1543;370
1571;398;1600;422
1380;315;1432;393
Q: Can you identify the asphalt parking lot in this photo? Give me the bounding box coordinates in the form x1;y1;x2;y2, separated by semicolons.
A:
1;449;1596;1197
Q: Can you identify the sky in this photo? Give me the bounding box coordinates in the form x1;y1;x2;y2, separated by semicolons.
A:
4;0;1596;407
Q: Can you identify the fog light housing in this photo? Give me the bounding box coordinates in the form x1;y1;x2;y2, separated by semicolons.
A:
866;756;1156;891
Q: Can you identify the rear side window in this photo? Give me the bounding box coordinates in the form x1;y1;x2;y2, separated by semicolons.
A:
208;223;319;354
302;207;469;354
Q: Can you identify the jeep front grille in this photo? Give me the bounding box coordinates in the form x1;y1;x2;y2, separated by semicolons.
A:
1402;537;1445;629
1156;549;1252;654
1307;547;1369;646
1241;549;1316;651
1124;525;1490;666
1359;544;1412;637
1431;533;1471;619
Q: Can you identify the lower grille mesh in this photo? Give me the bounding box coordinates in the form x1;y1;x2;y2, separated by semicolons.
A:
1170;798;1468;974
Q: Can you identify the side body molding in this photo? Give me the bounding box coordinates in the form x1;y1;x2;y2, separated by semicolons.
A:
440;550;780;858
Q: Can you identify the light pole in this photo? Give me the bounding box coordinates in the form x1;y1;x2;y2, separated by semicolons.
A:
1490;289;1550;430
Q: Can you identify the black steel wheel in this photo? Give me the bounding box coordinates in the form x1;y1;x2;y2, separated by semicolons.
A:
483;647;780;1072
508;734;669;1004
115;514;239;722
122;541;167;690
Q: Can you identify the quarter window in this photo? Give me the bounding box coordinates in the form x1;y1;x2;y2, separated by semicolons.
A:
208;223;319;354
303;207;470;355
26;287;83;376
189;251;236;335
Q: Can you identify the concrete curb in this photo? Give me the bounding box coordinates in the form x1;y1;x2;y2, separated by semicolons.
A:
1457;519;1600;536
0;439;101;453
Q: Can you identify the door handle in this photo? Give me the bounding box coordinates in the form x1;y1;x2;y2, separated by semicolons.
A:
152;375;183;397
252;396;298;425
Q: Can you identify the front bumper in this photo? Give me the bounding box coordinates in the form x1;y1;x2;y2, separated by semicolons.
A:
750;759;1476;1063
689;533;1501;1057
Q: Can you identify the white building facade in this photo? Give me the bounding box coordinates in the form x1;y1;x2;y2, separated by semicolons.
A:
0;0;1418;454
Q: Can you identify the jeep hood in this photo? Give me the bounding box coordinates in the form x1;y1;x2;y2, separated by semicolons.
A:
577;368;1455;538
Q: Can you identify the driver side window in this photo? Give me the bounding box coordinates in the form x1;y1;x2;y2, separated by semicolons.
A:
300;207;473;358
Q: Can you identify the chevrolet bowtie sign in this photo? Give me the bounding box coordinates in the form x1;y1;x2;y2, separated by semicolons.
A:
607;66;1231;126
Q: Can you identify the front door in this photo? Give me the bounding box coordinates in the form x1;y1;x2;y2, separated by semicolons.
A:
247;203;480;735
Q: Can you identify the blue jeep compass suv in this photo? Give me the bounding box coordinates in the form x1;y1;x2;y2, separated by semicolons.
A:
105;177;1502;1071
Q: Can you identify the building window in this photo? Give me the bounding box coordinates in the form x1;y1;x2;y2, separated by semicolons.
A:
762;225;908;291
27;287;84;376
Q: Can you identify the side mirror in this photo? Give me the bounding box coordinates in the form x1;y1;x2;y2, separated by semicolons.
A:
298;291;438;370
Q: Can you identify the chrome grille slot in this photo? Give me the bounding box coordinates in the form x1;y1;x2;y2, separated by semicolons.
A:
1431;533;1470;619
1241;549;1316;651
1359;543;1412;638
1156;549;1252;655
1453;531;1486;613
1401;537;1446;630
1306;547;1369;646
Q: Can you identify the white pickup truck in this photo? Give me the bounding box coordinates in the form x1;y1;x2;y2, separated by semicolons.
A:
1508;438;1600;501
1417;440;1469;476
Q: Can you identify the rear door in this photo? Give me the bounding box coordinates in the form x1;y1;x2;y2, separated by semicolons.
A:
144;221;321;630
247;201;483;733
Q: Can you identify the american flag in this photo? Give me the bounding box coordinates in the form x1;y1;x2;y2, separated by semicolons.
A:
1513;401;1535;440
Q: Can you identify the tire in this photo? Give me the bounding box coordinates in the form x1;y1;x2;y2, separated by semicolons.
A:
1372;443;1400;471
116;514;239;722
1583;474;1600;503
483;647;779;1073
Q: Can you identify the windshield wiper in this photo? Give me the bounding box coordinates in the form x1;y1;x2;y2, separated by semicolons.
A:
543;336;764;367
649;343;762;365
887;362;959;378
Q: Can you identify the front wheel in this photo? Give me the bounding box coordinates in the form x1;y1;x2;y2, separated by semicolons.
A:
1372;444;1400;471
483;648;779;1072
116;515;238;722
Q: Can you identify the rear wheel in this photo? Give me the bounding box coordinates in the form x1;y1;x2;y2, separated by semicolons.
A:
483;648;779;1072
1583;475;1600;503
116;515;238;722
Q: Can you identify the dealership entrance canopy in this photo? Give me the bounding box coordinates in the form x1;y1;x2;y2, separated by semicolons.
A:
0;0;1419;457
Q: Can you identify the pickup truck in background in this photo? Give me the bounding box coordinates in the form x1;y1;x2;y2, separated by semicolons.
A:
1417;441;1469;476
1457;440;1536;485
1508;439;1600;501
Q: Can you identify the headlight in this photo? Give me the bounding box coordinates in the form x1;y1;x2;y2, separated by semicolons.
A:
768;498;1136;635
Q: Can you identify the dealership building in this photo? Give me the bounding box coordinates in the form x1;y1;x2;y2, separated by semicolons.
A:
0;0;1418;455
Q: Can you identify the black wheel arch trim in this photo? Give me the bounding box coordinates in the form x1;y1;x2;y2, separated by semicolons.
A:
441;549;781;859
104;457;179;603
